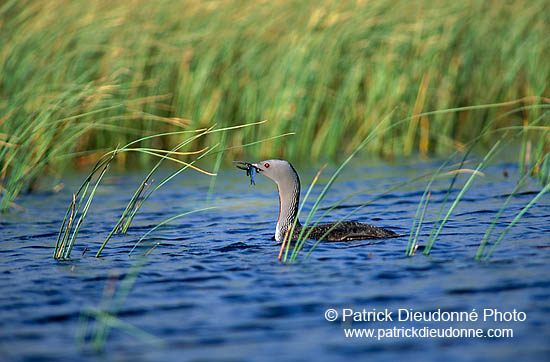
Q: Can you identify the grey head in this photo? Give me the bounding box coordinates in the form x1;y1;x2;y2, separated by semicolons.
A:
251;160;299;185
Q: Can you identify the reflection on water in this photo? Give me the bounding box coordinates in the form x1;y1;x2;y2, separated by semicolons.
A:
0;160;549;361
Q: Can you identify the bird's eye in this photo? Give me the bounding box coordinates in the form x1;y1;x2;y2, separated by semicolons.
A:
264;163;270;168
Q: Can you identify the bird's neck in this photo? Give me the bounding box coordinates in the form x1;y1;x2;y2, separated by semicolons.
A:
275;170;301;241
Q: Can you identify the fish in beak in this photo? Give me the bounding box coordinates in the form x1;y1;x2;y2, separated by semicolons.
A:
233;161;261;185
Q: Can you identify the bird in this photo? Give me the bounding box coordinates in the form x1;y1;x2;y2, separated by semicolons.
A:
234;159;401;242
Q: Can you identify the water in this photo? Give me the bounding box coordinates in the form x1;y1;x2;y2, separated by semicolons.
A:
1;161;549;361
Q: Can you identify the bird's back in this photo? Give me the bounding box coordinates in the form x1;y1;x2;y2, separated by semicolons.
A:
291;221;400;242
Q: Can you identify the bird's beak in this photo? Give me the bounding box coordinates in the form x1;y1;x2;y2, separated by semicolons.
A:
250;162;264;172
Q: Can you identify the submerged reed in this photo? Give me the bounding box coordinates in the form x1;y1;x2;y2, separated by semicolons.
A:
76;255;160;351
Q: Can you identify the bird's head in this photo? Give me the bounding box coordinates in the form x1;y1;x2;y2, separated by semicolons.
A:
234;159;299;186
250;159;298;184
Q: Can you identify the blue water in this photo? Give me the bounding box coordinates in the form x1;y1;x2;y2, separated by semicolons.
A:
1;160;549;361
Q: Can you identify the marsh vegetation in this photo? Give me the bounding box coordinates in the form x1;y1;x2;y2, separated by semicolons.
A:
1;0;548;209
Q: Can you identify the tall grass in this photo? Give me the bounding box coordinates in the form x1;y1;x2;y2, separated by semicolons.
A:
1;0;549;210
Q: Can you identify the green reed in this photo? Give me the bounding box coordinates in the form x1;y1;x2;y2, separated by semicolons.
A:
405;113;549;258
475;158;546;261
281;104;549;263
54;120;293;259
53;138;215;260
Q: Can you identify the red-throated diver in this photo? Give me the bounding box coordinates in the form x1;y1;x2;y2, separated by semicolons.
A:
234;159;401;242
